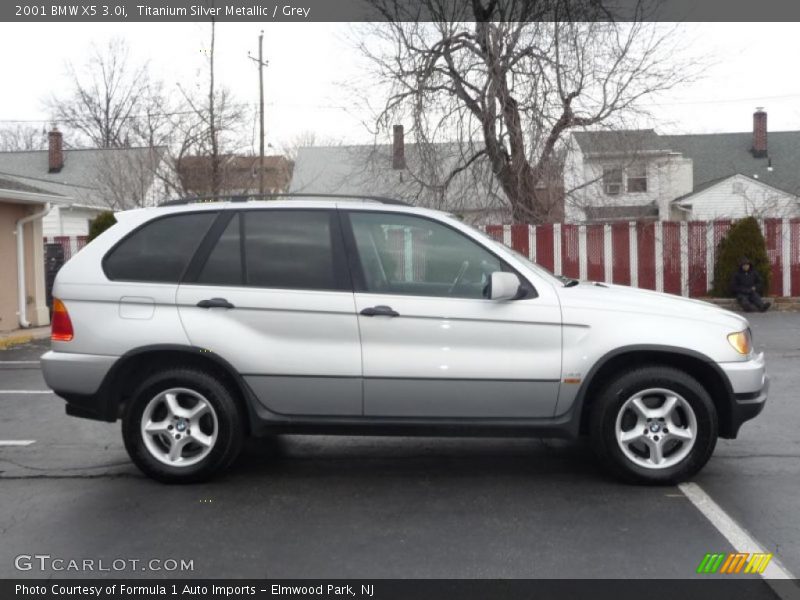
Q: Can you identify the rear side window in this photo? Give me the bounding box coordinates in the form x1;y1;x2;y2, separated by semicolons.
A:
198;214;243;285
244;210;341;291
104;212;216;282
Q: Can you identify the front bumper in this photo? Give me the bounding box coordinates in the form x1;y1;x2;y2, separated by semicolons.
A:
719;351;768;437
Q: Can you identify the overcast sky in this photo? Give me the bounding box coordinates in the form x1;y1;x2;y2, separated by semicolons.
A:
1;22;800;150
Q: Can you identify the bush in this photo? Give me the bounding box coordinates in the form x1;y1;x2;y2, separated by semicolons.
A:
711;216;771;297
87;211;117;242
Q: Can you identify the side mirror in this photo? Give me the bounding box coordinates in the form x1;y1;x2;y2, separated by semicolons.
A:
488;272;522;301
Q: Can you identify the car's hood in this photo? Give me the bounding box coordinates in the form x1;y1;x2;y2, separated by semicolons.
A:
556;281;748;329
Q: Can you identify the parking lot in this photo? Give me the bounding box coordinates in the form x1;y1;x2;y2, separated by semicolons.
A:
0;312;798;585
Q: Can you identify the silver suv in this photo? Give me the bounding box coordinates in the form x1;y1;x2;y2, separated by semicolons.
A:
41;195;768;484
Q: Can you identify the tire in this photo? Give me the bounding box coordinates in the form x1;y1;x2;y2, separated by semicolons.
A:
589;365;718;485
122;367;245;483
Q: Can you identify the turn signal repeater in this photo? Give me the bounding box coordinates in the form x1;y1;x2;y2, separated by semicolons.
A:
51;298;74;342
727;330;751;355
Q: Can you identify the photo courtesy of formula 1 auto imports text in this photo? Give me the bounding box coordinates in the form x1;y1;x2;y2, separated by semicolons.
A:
1;0;800;599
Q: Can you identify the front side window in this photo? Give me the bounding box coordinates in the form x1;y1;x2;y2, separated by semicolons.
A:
627;163;648;193
603;168;623;195
348;212;503;299
104;212;216;282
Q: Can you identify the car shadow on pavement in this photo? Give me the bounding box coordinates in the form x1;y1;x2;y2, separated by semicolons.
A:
230;434;613;485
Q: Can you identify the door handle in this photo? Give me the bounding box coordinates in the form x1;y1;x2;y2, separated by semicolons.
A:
360;305;399;317
196;297;235;309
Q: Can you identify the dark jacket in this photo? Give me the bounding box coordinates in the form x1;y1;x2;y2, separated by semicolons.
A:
731;264;762;296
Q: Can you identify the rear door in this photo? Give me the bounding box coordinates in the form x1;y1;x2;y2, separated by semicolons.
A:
342;210;562;419
176;209;363;416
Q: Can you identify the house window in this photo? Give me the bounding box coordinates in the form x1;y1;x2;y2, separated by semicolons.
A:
603;168;623;195
627;164;648;193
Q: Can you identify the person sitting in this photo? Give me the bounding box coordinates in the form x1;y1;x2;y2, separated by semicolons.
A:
730;257;771;312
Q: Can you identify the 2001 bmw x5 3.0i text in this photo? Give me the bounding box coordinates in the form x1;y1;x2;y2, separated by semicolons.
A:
41;195;768;484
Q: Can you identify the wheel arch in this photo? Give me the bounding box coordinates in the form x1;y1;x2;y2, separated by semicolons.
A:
103;344;254;434
576;345;736;439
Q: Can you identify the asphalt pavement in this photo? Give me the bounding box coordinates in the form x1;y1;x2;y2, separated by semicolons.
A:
0;314;798;586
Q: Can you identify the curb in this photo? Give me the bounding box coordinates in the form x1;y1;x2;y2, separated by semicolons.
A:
0;334;34;350
0;327;50;350
697;298;800;312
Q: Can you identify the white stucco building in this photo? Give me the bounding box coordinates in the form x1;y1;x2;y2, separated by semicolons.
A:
564;109;800;222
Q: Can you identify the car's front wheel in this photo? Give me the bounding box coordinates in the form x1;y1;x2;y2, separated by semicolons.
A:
122;368;244;483
590;366;718;484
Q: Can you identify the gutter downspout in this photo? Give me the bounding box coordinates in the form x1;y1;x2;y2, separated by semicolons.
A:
16;203;51;328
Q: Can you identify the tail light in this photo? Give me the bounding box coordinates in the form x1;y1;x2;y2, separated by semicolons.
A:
51;298;74;342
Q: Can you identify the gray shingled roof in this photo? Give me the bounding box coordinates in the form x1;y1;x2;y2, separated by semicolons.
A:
289;143;510;217
0;176;63;196
0;146;165;208
661;131;800;195
572;129;670;156
574;129;800;196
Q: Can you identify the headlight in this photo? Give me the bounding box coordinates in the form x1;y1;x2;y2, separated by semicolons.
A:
727;330;752;355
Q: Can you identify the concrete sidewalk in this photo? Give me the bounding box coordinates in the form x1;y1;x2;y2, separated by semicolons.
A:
699;296;800;311
0;326;50;350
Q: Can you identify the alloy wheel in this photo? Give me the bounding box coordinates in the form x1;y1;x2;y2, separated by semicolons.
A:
140;387;219;467
614;387;697;470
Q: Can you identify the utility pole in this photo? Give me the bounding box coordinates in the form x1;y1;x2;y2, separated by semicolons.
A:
248;31;269;196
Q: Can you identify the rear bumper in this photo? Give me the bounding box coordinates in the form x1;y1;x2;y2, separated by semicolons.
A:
719;352;768;437
41;350;119;422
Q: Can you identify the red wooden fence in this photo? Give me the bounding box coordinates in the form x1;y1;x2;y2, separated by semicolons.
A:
483;218;800;298
44;236;88;261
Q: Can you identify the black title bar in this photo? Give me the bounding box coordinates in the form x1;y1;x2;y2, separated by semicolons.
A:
5;578;800;600
5;0;800;22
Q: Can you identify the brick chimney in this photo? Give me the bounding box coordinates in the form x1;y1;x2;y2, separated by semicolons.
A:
392;124;406;170
48;127;64;173
752;108;767;158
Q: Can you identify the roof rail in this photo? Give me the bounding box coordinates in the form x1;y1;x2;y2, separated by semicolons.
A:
158;193;411;207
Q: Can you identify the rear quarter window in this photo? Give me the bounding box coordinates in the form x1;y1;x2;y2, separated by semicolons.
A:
103;212;216;283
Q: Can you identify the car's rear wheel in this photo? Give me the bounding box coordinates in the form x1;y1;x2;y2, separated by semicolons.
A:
122;368;244;483
590;366;718;484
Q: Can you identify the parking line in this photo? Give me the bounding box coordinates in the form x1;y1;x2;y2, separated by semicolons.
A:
0;361;41;365
0;440;36;446
680;482;797;590
0;390;52;394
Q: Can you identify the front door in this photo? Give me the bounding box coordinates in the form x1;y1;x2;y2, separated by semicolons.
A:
342;210;562;419
176;209;362;416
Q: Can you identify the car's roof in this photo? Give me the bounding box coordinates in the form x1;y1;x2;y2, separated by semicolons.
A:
117;196;450;221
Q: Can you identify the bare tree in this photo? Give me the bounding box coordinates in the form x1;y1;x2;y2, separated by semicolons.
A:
358;0;695;223
0;124;46;151
48;38;153;148
280;130;321;162
93;148;167;210
175;18;249;198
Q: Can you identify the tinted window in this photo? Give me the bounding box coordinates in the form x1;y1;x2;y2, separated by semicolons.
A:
198;214;243;285
244;210;340;291
349;212;502;299
104;212;216;282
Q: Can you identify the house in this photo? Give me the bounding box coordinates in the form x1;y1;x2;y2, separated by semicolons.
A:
0;178;70;331
289;125;565;225
0;129;167;236
176;154;293;197
564;109;800;222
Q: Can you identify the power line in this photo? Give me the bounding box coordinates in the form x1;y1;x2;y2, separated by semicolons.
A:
0;101;356;125
650;92;800;107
